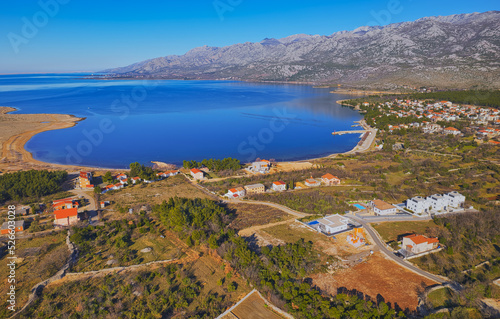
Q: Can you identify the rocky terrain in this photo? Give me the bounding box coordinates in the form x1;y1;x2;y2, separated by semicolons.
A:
104;11;500;89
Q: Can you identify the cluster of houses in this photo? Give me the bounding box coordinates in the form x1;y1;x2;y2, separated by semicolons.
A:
101;170;179;193
368;99;500;141
357;191;466;216
225;173;341;198
406;191;466;215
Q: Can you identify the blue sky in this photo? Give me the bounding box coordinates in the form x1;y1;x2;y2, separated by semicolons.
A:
0;0;497;73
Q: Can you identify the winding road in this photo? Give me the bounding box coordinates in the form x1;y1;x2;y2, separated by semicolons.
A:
349;215;449;285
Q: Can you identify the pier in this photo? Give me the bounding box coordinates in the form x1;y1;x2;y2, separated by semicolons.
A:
332;130;367;135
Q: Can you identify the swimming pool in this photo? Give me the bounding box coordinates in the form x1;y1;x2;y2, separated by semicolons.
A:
307;221;319;226
353;204;366;210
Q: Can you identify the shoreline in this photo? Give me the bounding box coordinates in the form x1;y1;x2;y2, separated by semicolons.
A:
0;90;374;173
0;107;122;173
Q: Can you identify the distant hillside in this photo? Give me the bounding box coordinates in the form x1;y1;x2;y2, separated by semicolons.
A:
104;11;500;89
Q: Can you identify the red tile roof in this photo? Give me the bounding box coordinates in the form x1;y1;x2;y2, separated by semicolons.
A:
404;234;439;245
54;208;78;220
273;181;286;185
322;173;339;180
190;168;202;174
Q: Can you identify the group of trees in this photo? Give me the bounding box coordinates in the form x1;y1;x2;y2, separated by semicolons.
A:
129;162;156;181
408;90;500;108
0;170;67;204
182;157;241;172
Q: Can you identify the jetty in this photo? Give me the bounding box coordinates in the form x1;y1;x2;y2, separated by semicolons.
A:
332;130;367;136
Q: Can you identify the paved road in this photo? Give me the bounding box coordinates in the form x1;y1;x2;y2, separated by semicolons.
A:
349;215;448;284
70;188;97;213
358;215;433;223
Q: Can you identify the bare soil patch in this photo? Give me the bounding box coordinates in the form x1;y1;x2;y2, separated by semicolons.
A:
311;253;436;312
227;203;291;231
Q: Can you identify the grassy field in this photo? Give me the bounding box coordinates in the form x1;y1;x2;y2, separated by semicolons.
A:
222;290;285;319
21;255;250;318
0;232;69;318
101;174;211;219
427;287;454;309
371;220;440;243
72;218;183;272
227;203;291;231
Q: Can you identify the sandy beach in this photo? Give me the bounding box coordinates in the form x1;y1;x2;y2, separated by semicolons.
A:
0;107;121;173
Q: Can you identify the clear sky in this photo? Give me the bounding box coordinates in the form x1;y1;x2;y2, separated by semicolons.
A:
0;0;497;73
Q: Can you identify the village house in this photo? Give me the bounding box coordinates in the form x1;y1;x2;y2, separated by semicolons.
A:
79;171;93;189
227;187;246;198
370;199;398;215
131;176;141;184
321;173;341;186
199;167;210;173
406;196;430;214
443;127;461;136
54;208;79;227
190;168;204;180
402;234;439;255
314;214;350;235
53;198;80;211
1;220;25;235
272;181;287;192
304;178;321;187
248;160;271;174
244;183;265;194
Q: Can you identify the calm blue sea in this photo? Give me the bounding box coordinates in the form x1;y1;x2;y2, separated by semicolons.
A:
0;73;362;168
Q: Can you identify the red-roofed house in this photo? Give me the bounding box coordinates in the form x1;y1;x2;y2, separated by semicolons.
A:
79;171;93;188
131;176;141;184
272;181;287;192
54;208;79;226
227;187;245;198
305;178;320;187
53;199;79;211
321;174;341;186
402;234;439;255
443;127;461;136
190;168;204;180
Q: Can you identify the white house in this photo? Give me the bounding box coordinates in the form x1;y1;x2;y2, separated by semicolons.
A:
321;174;341;186
272;181;287;192
305;178;321;187
248;160;270;174
444;191;465;208
190;168;204;180
315;214;350;235
402;234;439;255
370;200;398;215
443;127;461;136
227;187;246;198
427;194;447;211
131;177;141;184
406;196;430;214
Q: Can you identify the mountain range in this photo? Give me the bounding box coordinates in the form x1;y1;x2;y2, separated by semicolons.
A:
104;11;500;89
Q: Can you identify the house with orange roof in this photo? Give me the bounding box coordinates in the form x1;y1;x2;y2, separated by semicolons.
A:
304;178;321;187
321;174;340;186
131;176;141;184
402;234;439;255
1;220;25;235
227;187;246;198
272;181;287;192
53;198;80;211
443;127;461;136
79;171;93;189
190;168;204;180
54;208;79;226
